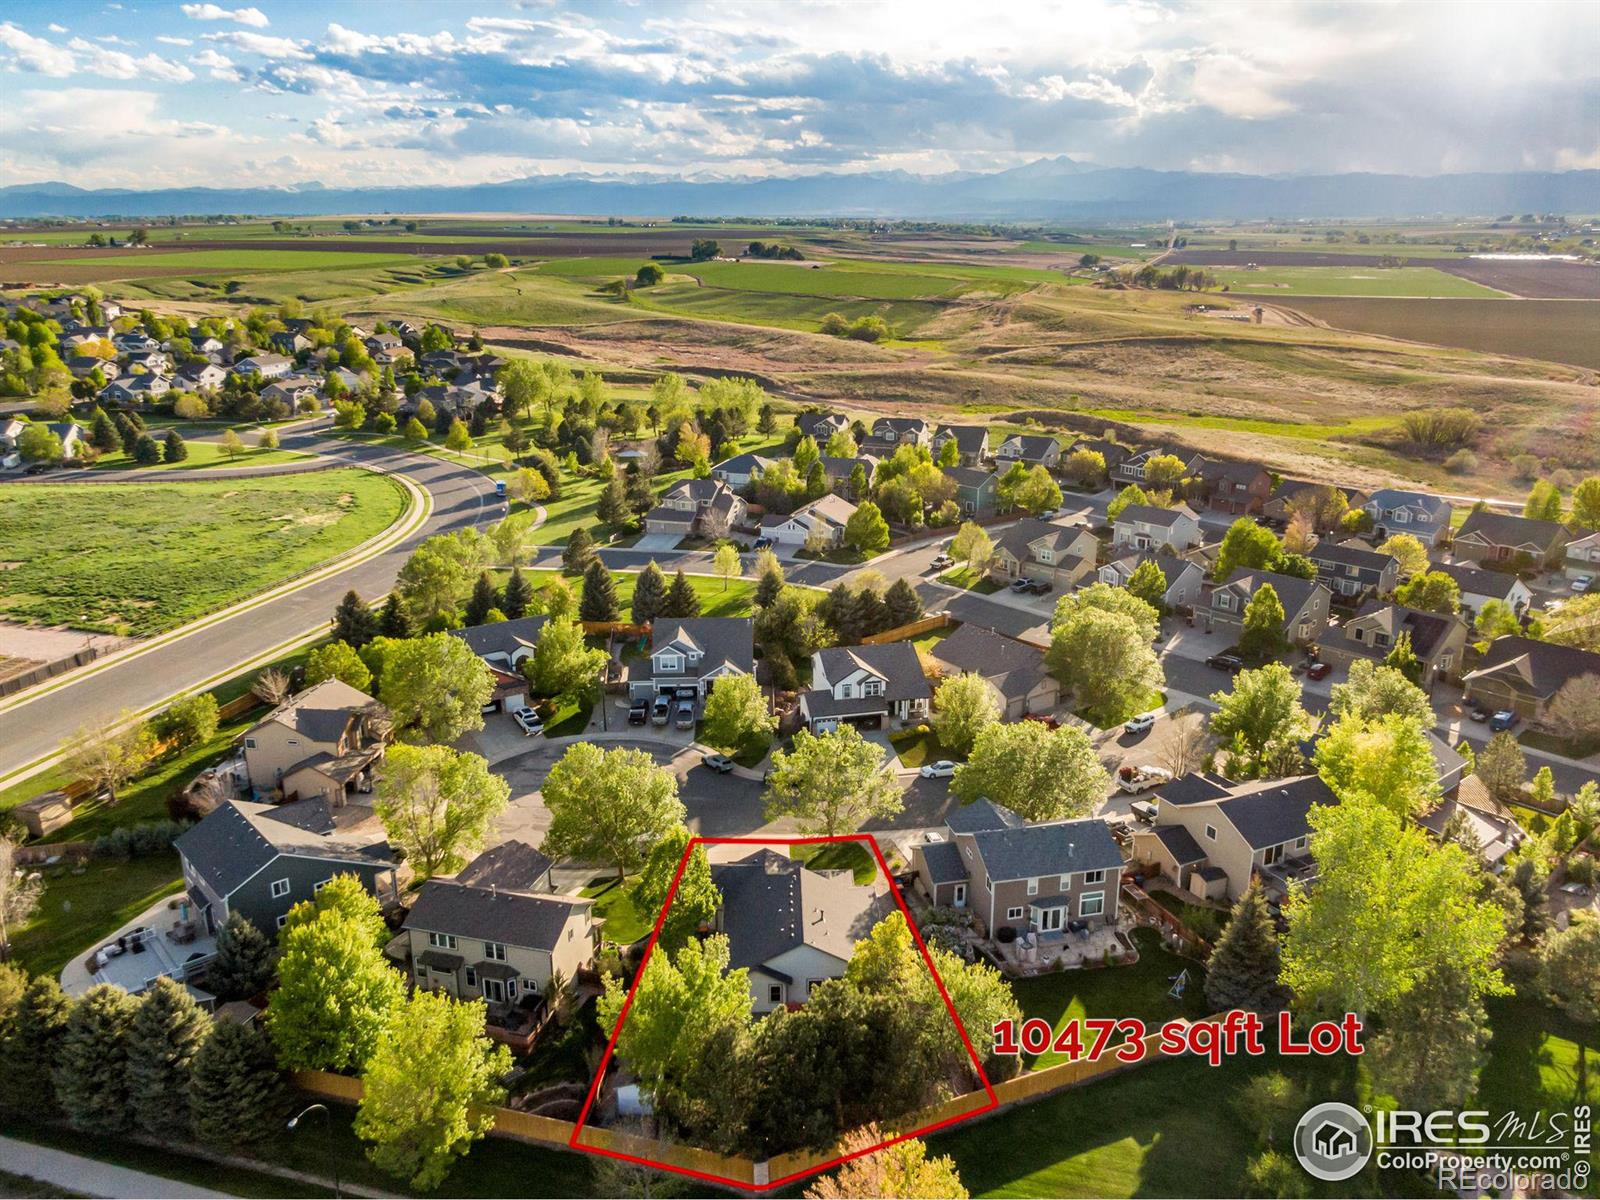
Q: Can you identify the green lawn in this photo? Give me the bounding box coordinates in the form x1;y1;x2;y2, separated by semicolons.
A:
38;249;419;271
1478;996;1600;1114
939;567;1003;594
1010;929;1209;1070
1213;264;1504;298
10;852;184;978
581;876;653;946
0;470;406;635
889;725;952;769
790;840;878;885
507;568;765;619
91;440;311;472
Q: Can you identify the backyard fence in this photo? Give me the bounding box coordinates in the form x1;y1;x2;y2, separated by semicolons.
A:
862;613;957;645
0;645;108;698
1121;881;1215;957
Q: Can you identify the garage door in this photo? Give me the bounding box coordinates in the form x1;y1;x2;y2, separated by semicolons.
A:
813;717;840;734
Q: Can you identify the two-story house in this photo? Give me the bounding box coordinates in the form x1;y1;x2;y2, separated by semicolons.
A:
1434;563;1533;620
239;679;387;804
262;376;323;411
1325;601;1468;687
1564;530;1600;583
710;451;778;490
913;800;1123;941
643;478;747;540
796;410;849;444
1064;438;1129;482
1206;569;1331;646
932;424;989;467
994;434;1061;471
711;849;888;1013
175;798;401;935
99;374;170;406
176;362;227;392
1308;541;1401;602
1192;458;1272;516
626;617;755;701
944;466;1000;517
1111;503;1202;553
1097;552;1204;611
1362;489;1453;547
1111;447;1202;489
230;353;294;380
819;454;879;499
799;641;931;732
990;518;1101;590
1454;510;1572;568
449;615;549;713
1133;773;1336;903
867;417;933;451
925;624;1059;719
1463;636;1600;723
759;493;858;549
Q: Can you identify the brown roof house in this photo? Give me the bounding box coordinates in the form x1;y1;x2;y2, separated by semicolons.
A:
1324;601;1468;688
1204;569;1331;647
1192;458;1272;516
925;624;1060;720
449;615;548;714
239;679;387;805
1454;511;1571;568
1463;636;1600;722
990;518;1101;589
644;478;747;540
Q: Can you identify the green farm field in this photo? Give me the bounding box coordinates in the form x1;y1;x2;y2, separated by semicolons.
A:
35;248;419;271
0;469;406;635
1212;264;1505;297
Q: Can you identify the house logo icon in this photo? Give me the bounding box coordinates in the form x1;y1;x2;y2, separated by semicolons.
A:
1293;1101;1373;1181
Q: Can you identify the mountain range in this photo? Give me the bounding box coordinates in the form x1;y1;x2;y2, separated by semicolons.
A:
1;158;1595;221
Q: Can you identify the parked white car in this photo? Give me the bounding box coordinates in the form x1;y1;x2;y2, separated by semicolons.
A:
1123;713;1156;735
919;760;957;778
511;706;544;736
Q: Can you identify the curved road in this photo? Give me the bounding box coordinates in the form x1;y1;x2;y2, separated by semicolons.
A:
0;424;505;780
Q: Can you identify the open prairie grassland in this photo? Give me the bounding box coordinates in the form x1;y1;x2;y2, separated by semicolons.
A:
3;220;1593;491
0;470;406;636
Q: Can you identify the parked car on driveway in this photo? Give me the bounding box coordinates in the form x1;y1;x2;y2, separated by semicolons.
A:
1129;799;1158;824
1010;577;1034;593
674;701;696;730
919;760;957;778
1489;710;1517;732
511;706;544;736
1023;578;1052;595
651;696;671;726
753;536;774;551
930;554;955;571
1123;713;1156;735
1468;705;1490;723
702;753;735;774
1572;575;1594;594
1306;662;1332;681
628;699;649;725
1206;652;1244;672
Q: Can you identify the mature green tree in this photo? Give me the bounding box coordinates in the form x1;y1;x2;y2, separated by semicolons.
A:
1063;448;1106;489
1313;713;1441;820
89;408;119;454
1204;883;1287;1012
752;552;785;608
843;500;891;556
0;974;72;1114
1209;664;1315;779
1367;964;1491;1110
376;745;509;880
1327;660;1433;727
1106;483;1149;521
498;565;533;620
1377;533;1429;578
127;976;211;1139
1541;912;1600;1024
578;560;620;622
805;1127;969;1200
207;912;276;1001
1474;598;1522;644
1051;582;1160;642
1014;465;1062;515
764;725;903;835
952;721;1108;823
54;984;138;1133
949;522;992;574
701;673;775;755
378;592;412;639
931;672;1001;757
630;560;670;624
463;571;500;627
1523;479;1564;522
304;640;373;692
1571;477;1600;531
1282;800;1507;1018
1047;605;1163;724
712;542;741;592
664;568;701;618
883;577;923;628
542;743;686;883
355;990;512;1190
562;527;598;576
597;475;631;528
1508;856;1549;943
189;1019;286;1149
267;891;404;1071
1125;558;1170;612
395;545;468;629
526;617;608;705
162;429;188;463
1474;731;1526;804
1395;570;1461;614
1238;582;1287;661
332;589;379;647
378;632;492;743
133;433;162;465
158;690;220;748
1213;519;1281;581
17;423;64;462
630;826;719;954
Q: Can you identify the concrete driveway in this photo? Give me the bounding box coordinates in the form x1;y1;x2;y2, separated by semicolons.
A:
633;532;686;553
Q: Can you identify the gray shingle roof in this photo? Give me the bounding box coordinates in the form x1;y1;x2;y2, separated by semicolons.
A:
711;849;886;969
1116;504;1197;529
1365;489;1451;522
927;624;1047;702
1216;776;1337;849
1464;635;1600;701
1457;510;1568;552
945;798;1026;835
918;840;967;885
449;615;549;661
403;879;590;952
454;841;553;892
967;819;1124;881
1153;772;1235;807
652;618;754;678
814;641;930;702
1434;562;1523;600
1218;568;1325;620
1309;542;1396;576
175;799;394;897
1349;601;1462;660
935;425;988;455
248;679;375;745
1150;824;1207;866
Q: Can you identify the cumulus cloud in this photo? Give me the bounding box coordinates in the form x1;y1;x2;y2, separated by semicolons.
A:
0;21;76;75
180;4;269;28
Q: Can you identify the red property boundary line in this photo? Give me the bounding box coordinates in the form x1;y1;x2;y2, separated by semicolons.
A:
569;833;1000;1191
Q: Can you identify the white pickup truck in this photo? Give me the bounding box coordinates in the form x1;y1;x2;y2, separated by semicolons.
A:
1116;765;1172;795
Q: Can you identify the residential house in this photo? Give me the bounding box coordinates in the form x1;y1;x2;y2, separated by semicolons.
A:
990;518;1101;590
175;797;400;934
1418;789;1526;873
799;641;931;732
1454;511;1571;568
1111;447;1202;488
932;424;989;466
913;800;1123;941
1434;562;1533;619
1064;438;1129;482
820;454;879;498
1262;478;1328;526
124;350;172;375
114;332;159;354
710;849;888;1013
795;410;849;443
1097;552;1204;611
925;624;1059;719
364;333;404;357
100;374;170;406
1308;541;1401;602
1565;530;1600;581
1205;568;1331;646
759;493;858;549
626;618;755;701
994;433;1061;471
397;878;595;1031
49;422;84;458
1192;458;1272;515
239;679;387;804
1111;503;1201;553
1362;489;1453;546
1463;636;1600;722
449;615;548;713
268;331;311;357
66;354;115;379
262;376;322;411
1133;774;1336;903
643;478;747;539
230;354;294;380
944;466;1000;518
866;416;932;451
710;451;777;490
454;841;554;894
176;362;227;392
1325;602;1468;687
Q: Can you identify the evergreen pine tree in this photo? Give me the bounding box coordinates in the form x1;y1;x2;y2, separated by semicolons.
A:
463;571;500;627
378;592;413;639
597;476;631;528
883;577;923;628
754;559;785;608
563;527;597;575
1203;883;1288;1012
664;568;700;618
54;984;138;1134
824;583;860;643
115;413;140;456
126;977;210;1139
625;468;655;517
852;587;889;637
630;560;670;625
501;566;533;620
90;409;119;454
207;912;276;1001
579;559;620;622
190;1020;286;1150
0;974;73;1115
332;590;378;648
134;433;162;465
163;429;188;463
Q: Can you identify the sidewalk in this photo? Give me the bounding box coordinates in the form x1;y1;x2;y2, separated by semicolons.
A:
0;1134;233;1199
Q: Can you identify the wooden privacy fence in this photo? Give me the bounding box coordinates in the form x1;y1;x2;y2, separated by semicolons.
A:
862;613;957;645
0;645;108;698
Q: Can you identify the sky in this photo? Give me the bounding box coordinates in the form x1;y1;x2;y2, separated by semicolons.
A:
1;1;1596;191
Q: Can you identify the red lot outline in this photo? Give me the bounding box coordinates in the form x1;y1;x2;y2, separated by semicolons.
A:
569;833;999;1191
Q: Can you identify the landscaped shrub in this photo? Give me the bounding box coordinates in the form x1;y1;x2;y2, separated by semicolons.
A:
91;820;189;859
1444;449;1479;474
